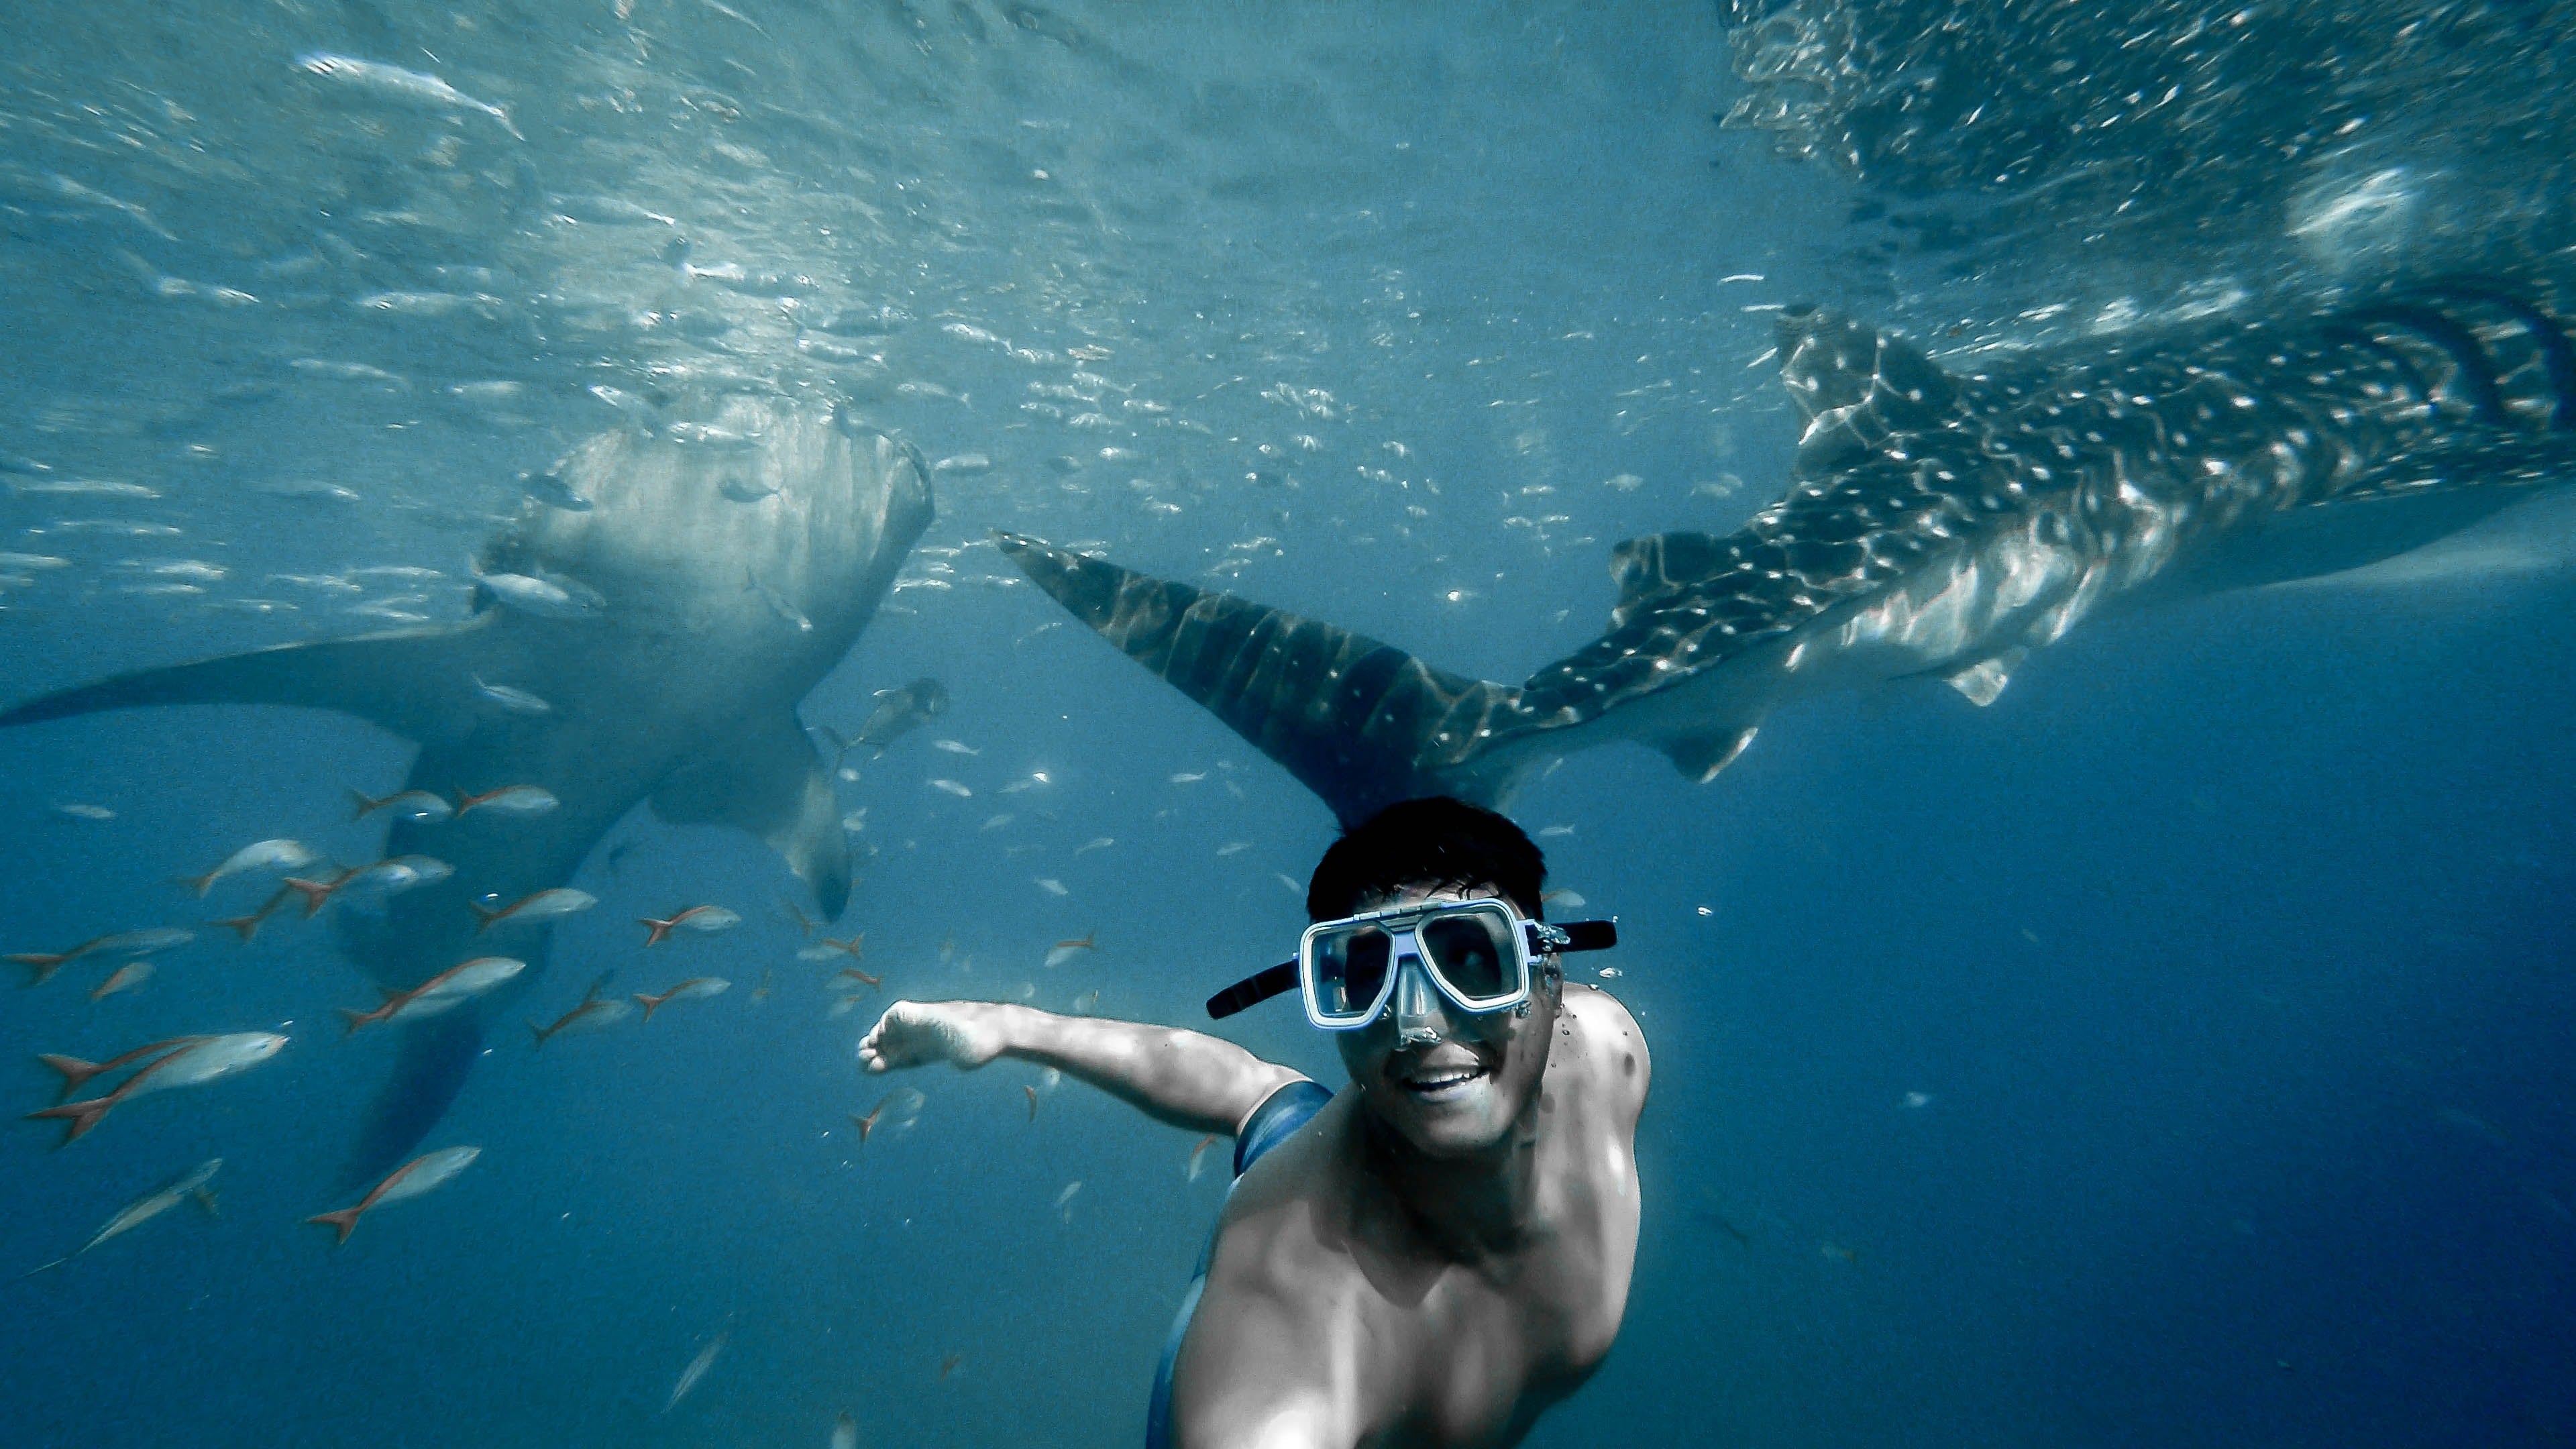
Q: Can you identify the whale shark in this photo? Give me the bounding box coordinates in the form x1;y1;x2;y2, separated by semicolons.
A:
1;399;932;1184
1001;287;2575;824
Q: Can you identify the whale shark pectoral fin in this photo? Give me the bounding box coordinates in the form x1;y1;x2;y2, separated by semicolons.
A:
1774;306;1964;477
340;1007;484;1193
1659;727;1760;784
651;709;851;918
1942;648;2027;706
0;616;494;741
996;531;1529;823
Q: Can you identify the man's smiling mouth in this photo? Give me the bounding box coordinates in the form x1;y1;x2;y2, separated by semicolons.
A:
1399;1061;1490;1098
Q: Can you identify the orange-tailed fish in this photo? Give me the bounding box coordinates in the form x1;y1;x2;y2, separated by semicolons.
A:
177;839;319;897
20;1157;222;1278
89;960;155;1000
349;788;452;822
453;784;559;818
305;1145;481;1245
25;1032;286;1144
529;975;632;1046
798;932;865;963
471;887;597;933
639;905;741;946
1187;1134;1219;1181
1044;932;1096;969
340;957;527;1033
9;927;194;985
635;976;731;1021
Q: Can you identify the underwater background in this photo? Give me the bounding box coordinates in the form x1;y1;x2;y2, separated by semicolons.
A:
3;2;2573;1445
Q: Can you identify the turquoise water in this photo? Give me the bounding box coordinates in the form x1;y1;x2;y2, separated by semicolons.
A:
4;3;2573;1445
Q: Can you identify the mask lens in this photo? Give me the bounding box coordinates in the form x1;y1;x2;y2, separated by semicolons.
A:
1317;926;1392;1019
1421;910;1515;1000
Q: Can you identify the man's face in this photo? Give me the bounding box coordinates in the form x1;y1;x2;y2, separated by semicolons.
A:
1332;880;1558;1159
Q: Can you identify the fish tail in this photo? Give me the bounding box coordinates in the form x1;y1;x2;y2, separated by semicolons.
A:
470;900;502;933
527;1019;548;1049
210;913;264;943
640;918;674;947
337;1007;374;1036
349;788;384;821
177;869;219;898
24;1095;115;1144
192;1187;220;1218
7;953;70;985
994;532;1530;823
282;877;337;918
304;1207;362;1246
34;1053;101;1098
635;991;665;1022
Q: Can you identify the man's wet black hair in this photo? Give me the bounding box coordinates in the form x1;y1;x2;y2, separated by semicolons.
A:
1305;796;1547;922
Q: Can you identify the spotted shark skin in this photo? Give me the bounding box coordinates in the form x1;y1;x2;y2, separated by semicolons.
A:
1004;288;2576;824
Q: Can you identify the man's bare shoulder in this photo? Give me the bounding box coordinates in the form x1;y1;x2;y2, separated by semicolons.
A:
1554;983;1650;1118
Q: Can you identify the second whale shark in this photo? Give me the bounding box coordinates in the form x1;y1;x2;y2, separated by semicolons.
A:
1002;288;2575;824
0;399;932;1183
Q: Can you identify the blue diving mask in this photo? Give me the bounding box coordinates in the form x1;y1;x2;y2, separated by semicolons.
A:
1205;899;1617;1028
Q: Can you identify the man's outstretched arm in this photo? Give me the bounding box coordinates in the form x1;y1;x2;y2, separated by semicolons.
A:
859;1000;1310;1136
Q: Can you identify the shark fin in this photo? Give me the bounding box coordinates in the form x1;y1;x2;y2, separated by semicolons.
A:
1774;307;1962;478
1660;728;1760;784
1943;649;2027;706
651;710;851;918
339;1010;482;1192
996;532;1530;824
0;617;495;742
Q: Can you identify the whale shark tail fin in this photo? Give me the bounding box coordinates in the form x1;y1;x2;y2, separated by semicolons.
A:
996;533;1534;825
0;619;495;743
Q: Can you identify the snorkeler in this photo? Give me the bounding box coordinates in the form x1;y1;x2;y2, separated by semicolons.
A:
858;796;1647;1448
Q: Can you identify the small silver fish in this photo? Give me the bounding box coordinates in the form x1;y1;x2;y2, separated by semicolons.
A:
473;888;596;932
747;572;813;632
519;468;594;512
352;788;454;822
89;960;155;1000
54;803;115;821
1073;837;1114;855
665;1330;729;1412
296;52;522;138
471;676;553;715
476;569;603;619
180;839;319;896
21;1158;222;1277
305;1145;481;1244
928;779;973;799
455;785;559;817
1034;878;1069;898
932;739;979;755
